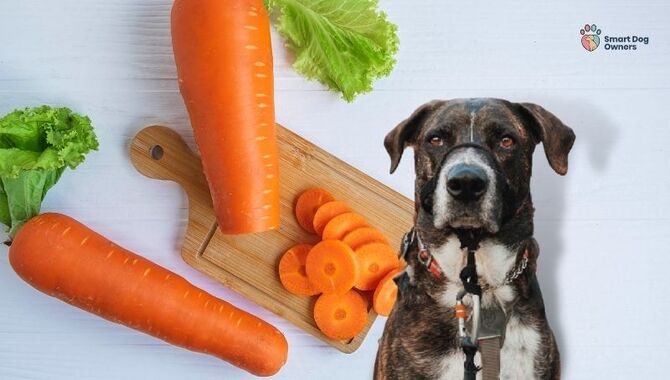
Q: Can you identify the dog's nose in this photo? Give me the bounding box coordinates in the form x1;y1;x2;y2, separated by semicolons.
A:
446;164;488;201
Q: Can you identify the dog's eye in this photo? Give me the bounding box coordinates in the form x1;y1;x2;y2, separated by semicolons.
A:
429;136;444;146
500;136;515;149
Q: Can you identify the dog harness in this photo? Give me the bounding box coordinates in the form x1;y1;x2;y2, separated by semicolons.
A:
400;228;530;380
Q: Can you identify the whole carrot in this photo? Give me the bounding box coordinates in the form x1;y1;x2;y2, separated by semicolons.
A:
9;213;288;377
171;0;280;234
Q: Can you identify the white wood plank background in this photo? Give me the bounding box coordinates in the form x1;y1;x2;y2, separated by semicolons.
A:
1;0;669;379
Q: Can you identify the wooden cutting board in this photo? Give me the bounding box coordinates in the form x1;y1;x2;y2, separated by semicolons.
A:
129;125;414;353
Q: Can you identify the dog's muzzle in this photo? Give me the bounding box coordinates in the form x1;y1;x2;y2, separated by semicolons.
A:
426;143;502;233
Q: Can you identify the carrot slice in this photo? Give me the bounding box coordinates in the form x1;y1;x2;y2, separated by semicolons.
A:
342;227;389;250
354;243;400;291
312;201;352;236
305;240;358;295
294;188;335;234
373;268;404;316
322;212;369;241
278;244;318;296
314;290;368;340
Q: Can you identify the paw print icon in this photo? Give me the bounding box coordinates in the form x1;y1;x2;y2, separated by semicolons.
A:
580;24;602;51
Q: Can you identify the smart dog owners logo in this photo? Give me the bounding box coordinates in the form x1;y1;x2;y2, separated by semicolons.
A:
580;23;650;52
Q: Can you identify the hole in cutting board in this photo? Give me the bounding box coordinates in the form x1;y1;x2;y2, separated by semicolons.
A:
150;145;164;160
197;222;219;257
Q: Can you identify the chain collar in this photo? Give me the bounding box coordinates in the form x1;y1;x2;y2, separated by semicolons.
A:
402;229;530;290
503;251;529;285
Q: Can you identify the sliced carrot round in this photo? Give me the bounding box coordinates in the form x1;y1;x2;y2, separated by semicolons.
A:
342;227;389;250
373;268;404;316
278;244;318;296
322;212;368;241
312;201;352;236
314;290;368;340
354;243;400;291
294;188;335;234
305;240;358;295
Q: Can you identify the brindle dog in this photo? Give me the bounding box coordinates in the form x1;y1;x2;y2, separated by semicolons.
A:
374;98;575;380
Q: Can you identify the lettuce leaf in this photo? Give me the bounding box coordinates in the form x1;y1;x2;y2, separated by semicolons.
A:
0;106;98;239
266;0;399;102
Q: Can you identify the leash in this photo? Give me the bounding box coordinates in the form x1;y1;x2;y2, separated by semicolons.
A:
457;230;483;380
402;228;530;380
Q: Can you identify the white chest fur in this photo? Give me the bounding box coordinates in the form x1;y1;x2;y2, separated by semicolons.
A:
438;316;541;380
432;237;519;309
431;237;541;379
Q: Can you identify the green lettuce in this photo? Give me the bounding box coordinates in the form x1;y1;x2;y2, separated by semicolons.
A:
266;0;399;102
0;106;98;239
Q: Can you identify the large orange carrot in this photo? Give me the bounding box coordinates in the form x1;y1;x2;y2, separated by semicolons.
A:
9;213;287;377
171;0;279;234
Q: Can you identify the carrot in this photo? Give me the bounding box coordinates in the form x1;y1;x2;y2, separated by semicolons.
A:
9;213;287;377
342;227;389;250
278;244;319;296
305;240;358;295
313;290;368;341
312;200;352;236
171;0;280;234
294;188;335;234
321;212;369;241
354;243;400;291
373;268;404;316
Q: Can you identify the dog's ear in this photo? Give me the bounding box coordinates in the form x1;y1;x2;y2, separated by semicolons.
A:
384;100;446;174
518;103;576;175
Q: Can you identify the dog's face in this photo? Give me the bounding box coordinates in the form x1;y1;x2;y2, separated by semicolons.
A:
385;98;575;233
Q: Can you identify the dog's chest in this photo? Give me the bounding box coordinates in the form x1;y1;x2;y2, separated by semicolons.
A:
431;238;519;309
437;316;541;380
430;238;541;379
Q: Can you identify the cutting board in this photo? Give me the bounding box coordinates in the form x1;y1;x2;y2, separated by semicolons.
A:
130;125;414;353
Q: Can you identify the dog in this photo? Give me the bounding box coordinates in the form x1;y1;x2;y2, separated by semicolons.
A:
374;98;575;380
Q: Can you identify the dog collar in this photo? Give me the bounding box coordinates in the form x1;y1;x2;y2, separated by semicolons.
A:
401;229;444;279
401;228;529;287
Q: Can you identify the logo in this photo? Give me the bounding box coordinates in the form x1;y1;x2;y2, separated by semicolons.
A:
580;24;601;51
579;23;650;52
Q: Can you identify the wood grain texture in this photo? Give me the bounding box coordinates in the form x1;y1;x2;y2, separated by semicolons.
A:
130;125;413;353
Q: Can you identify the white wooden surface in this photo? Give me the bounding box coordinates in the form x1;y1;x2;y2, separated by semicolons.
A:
1;1;669;379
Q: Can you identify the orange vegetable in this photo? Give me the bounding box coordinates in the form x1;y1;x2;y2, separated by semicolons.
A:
294;188;335;234
305;240;358;295
322;212;369;241
312;201;352;236
373;268;403;316
278;244;318;296
171;0;280;234
354;243;400;291
314;290;368;340
342;227;389;250
9;213;287;377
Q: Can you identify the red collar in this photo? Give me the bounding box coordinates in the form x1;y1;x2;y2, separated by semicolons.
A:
418;247;445;279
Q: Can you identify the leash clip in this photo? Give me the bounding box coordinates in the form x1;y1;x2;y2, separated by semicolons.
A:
456;289;481;348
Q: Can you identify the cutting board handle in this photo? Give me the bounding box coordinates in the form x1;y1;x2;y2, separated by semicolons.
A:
130;125;211;204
